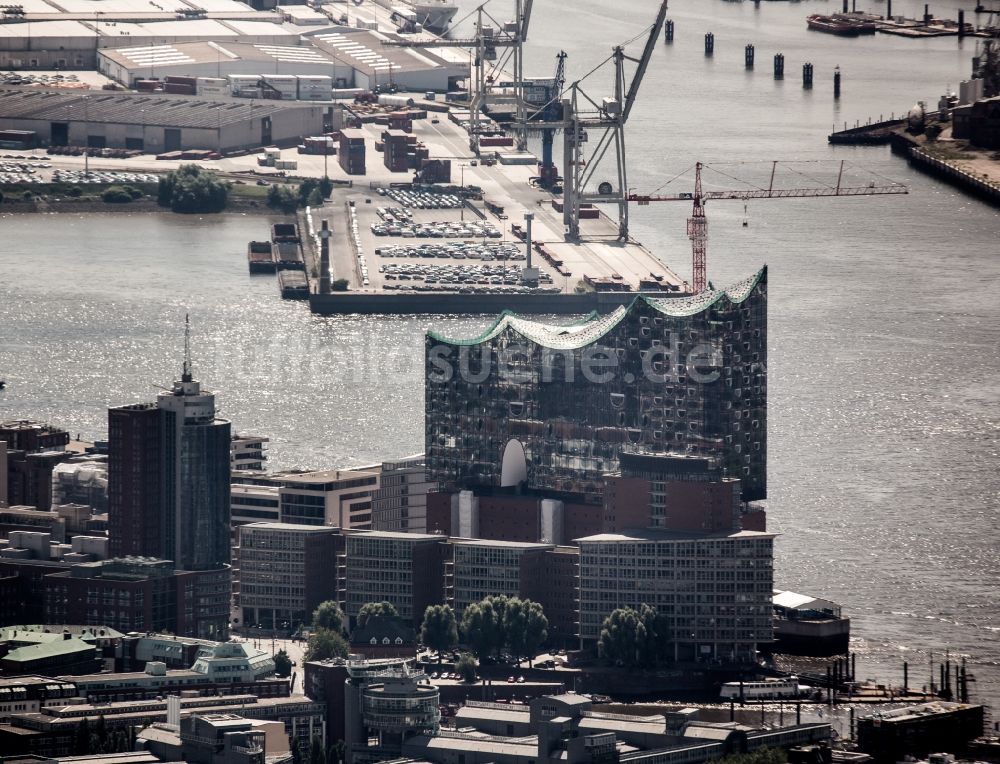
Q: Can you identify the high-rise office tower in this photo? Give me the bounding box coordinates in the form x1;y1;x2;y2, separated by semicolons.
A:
108;320;231;637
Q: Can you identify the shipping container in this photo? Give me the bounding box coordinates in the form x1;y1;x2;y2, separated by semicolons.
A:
378;94;414;108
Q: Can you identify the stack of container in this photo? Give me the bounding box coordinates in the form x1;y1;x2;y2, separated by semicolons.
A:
479;135;514;148
163;76;197;95
300;136;337;155
382;129;410;172
196;77;228;97
261;74;298;100
339;129;366;175
135;79;161;92
228;74;262;98
296;75;332;101
387;112;413;132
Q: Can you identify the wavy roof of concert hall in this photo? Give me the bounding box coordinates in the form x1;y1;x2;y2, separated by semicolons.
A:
427;267;766;350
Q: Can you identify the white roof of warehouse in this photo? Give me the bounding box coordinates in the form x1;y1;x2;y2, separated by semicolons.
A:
0;20;97;39
773;590;839;613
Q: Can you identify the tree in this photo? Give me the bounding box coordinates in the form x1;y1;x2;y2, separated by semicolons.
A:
505;599;548;666
157;164;228;213
309;733;325;764
598;604;670;669
460;600;501;659
274;648;292;677
357;601;398;628
74;716;91;755
305;628;348;662
266;183;299;213
312;600;346;635
421;604;458;662
290;737;303;764
599;607;642;668
455;652;477;682
326;740;346;764
101;185;133;203
331;278;349;292
307;187;325;207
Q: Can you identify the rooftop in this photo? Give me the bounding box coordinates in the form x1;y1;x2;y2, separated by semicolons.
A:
427;268;766;348
450;537;555;550
241;521;339;533
575;528;776;543
0;87;322;129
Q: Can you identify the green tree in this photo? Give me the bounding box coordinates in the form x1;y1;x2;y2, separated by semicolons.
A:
157;164;228;213
421;604;458;662
305;628;348;662
637;603;670;667
331;278;349;292
599;607;642;668
312;600;346;634
460;599;501;659
94;715;108;753
74;716;91;755
266;183;299;213
716;748;787;764
290;737;303;764
455;652;477;682
309;733;325;764
506;598;548;666
357;601;398;628
307;187;325;207
101;185;133;203
326;740;345;764
273;648;292;677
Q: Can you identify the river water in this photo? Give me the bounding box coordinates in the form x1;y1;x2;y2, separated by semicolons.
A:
1;0;999;714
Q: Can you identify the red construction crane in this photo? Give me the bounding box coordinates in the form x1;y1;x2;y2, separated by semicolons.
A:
628;160;908;293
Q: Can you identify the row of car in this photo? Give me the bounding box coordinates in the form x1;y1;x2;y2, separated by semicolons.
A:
0;162;47;184
371;221;501;239
383;283;561;294
375;242;525;260
379;187;464;209
51;169;158;185
375;205;413;223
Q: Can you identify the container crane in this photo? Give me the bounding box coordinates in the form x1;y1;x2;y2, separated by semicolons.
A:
562;0;667;241
628;160;908;293
382;0;534;153
532;50;567;190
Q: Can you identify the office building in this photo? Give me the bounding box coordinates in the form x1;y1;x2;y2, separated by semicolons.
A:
343;658;439;763
449;538;554;617
2;420;72;511
344;530;446;626
41;556;223;637
231;434;268;472
576;529;775;664
603;452;744;533
279;468;379;529
424;268;767;504
109;360;230;571
371;454;436;534
238;522;342;630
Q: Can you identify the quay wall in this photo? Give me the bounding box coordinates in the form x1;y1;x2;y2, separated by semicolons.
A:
903;144;1000;206
309;290;663;315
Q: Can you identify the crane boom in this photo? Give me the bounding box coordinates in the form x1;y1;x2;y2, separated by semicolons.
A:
621;0;668;123
627;161;908;293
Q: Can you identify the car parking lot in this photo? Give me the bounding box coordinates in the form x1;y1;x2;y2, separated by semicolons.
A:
380;261;558;294
51;169;158;185
372;206;500;239
0;159;50;184
376;242;524;261
378;187;464;209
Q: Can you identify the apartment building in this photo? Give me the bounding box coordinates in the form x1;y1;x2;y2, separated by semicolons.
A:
576;529;775;664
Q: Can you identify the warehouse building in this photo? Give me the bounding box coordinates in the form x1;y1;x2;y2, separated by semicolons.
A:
0;15;298;70
95;28;466;92
0;87;337;151
97;39;354;88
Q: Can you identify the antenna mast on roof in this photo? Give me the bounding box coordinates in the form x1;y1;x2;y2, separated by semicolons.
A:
182;313;192;383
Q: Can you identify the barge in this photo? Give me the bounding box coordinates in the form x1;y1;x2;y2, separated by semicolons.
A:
807;14;863;36
247;241;276;274
768;590;851;657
